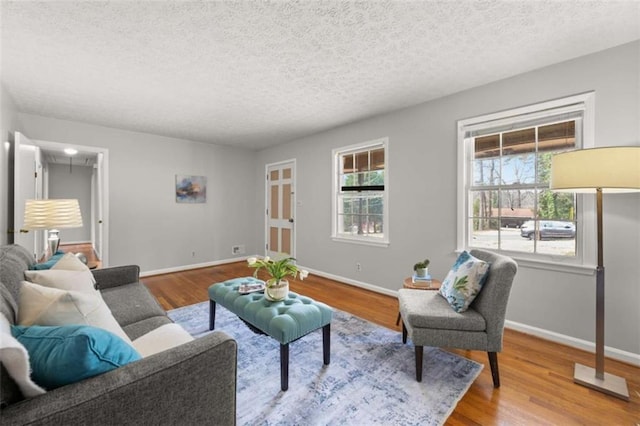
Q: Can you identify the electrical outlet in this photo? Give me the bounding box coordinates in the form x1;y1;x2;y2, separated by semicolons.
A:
191;251;196;257
356;262;362;272
232;245;245;255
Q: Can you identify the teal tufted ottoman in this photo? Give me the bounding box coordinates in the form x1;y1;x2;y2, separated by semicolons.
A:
208;277;333;391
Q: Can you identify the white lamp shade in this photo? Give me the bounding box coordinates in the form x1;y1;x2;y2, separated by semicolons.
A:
550;146;640;193
23;199;83;229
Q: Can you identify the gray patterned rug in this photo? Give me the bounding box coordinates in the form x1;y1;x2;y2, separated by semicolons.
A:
168;301;482;426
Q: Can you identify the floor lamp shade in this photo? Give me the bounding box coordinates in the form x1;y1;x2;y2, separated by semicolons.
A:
23;199;83;257
550;146;640;401
551;146;640;193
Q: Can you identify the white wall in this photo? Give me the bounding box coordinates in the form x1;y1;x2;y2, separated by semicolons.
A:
0;84;19;245
257;41;640;358
15;115;260;272
48;163;93;243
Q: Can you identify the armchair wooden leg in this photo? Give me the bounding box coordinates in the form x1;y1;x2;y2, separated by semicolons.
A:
488;352;500;388
415;345;423;382
402;321;407;344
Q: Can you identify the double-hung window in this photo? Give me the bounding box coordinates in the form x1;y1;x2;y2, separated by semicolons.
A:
332;138;389;246
457;93;595;267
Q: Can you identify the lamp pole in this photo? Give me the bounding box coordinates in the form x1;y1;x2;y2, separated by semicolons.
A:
573;187;629;400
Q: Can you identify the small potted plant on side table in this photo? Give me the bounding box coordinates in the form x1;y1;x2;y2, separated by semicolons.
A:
413;258;430;279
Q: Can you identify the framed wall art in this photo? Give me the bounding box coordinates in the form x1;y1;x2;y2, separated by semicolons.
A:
175;175;207;203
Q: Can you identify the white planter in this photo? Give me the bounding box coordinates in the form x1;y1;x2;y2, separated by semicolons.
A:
265;279;289;301
415;267;428;278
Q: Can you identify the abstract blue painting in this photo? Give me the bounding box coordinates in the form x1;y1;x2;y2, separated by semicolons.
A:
175;175;207;203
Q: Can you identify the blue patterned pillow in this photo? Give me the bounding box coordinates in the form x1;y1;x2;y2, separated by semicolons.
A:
439;251;490;313
11;324;141;390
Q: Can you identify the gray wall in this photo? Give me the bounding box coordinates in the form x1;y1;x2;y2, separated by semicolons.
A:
3;42;638;359
48;163;93;243
1;84;19;246
15;115;260;272
257;41;640;357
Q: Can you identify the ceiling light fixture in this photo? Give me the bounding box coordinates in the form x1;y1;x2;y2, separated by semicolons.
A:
64;148;78;155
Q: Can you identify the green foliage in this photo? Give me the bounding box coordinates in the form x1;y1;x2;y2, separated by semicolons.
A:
413;258;430;270
247;256;308;282
452;276;469;291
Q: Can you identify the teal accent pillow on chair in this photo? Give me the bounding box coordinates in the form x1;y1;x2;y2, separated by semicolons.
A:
11;324;141;390
439;251;491;313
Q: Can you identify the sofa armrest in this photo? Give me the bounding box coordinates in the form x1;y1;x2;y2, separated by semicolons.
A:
91;265;140;290
2;331;237;425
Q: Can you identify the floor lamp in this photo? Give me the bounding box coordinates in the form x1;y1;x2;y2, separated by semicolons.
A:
23;199;83;259
550;146;640;401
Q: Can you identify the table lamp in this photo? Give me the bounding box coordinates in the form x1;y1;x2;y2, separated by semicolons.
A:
550;146;640;401
23;199;83;258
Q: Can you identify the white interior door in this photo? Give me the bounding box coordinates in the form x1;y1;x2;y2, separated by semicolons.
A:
266;161;295;259
13;132;41;260
94;152;104;259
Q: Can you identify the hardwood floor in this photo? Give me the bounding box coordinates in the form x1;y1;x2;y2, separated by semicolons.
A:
140;261;640;425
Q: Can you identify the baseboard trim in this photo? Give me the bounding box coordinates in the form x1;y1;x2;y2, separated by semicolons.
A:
140;260;640;366
302;267;399;298
140;256;249;278
504;320;640;367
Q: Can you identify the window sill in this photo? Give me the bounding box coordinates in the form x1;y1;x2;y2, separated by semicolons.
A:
460;248;595;275
513;256;595;275
331;236;390;248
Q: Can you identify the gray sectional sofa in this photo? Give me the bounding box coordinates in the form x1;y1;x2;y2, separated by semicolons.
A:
0;244;237;425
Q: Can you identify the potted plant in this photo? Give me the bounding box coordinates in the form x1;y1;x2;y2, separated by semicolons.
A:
247;256;309;301
413;258;430;278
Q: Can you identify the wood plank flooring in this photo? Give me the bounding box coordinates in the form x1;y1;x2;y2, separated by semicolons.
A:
141;261;640;425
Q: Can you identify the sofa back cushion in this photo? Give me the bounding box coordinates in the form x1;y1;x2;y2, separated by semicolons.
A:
0;244;34;322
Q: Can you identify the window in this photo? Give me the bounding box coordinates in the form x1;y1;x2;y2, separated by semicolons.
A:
457;93;595;266
332;138;389;246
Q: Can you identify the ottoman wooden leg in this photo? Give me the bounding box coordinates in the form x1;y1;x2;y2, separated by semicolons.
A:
209;300;216;330
322;324;331;365
280;343;289;391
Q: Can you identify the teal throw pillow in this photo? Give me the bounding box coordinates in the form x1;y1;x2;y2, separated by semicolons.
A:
439;251;490;313
30;251;65;270
11;324;141;390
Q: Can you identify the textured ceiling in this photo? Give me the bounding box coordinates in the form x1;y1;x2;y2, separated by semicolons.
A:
1;1;639;150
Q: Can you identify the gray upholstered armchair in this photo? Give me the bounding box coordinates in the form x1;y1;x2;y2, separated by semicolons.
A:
398;249;517;387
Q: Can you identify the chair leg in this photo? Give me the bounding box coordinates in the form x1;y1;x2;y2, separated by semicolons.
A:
488;351;500;388
402;321;407;344
415;345;423;382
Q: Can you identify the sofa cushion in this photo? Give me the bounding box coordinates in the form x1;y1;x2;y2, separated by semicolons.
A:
18;281;132;345
132;323;194;357
100;282;166;328
24;269;98;295
29;251;65;270
51;252;91;272
12;324;141;390
0;244;34;312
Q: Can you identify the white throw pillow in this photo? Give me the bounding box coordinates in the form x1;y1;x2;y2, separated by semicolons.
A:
24;269;97;295
18;281;132;345
0;313;46;397
132;323;194;357
51;252;91;272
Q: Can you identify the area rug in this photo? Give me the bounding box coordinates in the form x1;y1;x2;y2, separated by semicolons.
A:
168;301;482;426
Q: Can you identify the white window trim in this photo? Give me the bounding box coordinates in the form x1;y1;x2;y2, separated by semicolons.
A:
456;92;596;272
331;137;390;247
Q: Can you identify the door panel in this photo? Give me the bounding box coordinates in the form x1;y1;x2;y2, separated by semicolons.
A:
266;161;295;260
13;132;40;259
